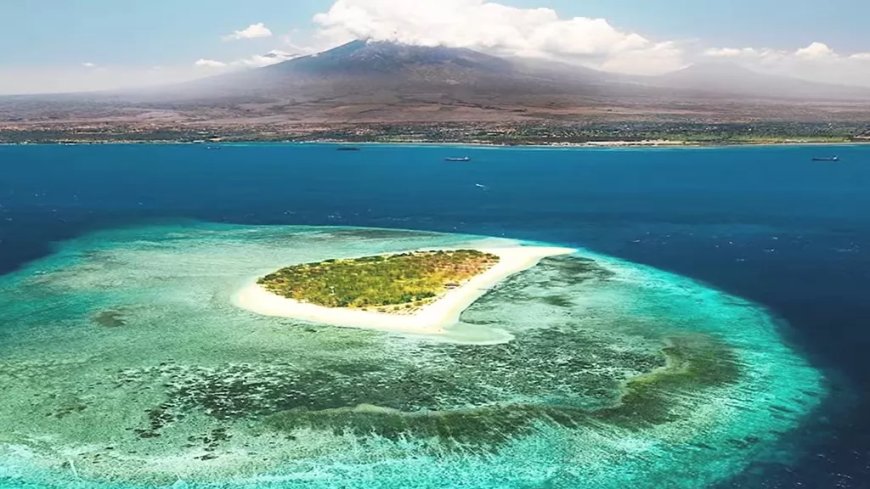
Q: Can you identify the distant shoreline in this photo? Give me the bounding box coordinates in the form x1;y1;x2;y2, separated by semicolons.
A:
2;139;869;148
3;119;867;147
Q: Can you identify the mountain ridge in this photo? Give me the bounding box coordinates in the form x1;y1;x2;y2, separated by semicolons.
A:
140;40;870;102
2;40;870;131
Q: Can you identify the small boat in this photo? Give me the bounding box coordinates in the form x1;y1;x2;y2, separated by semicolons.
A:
445;156;471;162
812;156;839;162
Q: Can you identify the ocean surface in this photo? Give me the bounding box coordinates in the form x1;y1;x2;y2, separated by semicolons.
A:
0;143;868;488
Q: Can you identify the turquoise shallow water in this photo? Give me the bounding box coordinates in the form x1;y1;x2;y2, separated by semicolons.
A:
0;223;824;488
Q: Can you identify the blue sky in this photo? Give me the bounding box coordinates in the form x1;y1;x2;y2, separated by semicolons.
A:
1;0;869;93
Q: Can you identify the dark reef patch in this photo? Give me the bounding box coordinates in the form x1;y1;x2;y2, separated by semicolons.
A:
93;310;127;328
121;324;740;452
262;332;742;448
596;334;741;428
476;255;614;306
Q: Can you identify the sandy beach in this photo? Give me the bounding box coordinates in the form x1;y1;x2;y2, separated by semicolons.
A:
233;245;575;337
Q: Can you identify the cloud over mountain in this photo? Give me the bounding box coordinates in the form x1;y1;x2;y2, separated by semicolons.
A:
4;1;870;94
311;0;685;75
704;41;870;87
195;58;227;68
194;50;297;70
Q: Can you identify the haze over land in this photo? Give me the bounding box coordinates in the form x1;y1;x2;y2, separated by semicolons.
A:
1;0;869;143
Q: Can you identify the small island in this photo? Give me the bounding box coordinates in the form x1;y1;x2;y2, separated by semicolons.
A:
234;245;576;339
258;250;499;313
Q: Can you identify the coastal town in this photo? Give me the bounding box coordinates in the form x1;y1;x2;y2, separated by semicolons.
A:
2;120;868;146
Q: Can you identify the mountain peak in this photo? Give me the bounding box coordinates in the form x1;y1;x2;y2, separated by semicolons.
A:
264;40;513;76
109;39;870;119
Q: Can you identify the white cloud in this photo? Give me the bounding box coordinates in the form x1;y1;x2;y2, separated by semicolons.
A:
704;47;762;58
602;41;685;75
194;58;227;68
223;22;273;41
82;62;97;68
702;46;786;66
795;41;834;59
311;0;685;75
192;50;298;71
236;49;298;67
702;42;870;87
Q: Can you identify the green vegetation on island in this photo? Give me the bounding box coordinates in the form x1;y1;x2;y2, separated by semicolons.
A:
258;250;499;311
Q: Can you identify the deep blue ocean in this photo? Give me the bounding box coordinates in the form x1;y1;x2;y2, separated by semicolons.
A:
0;143;868;487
